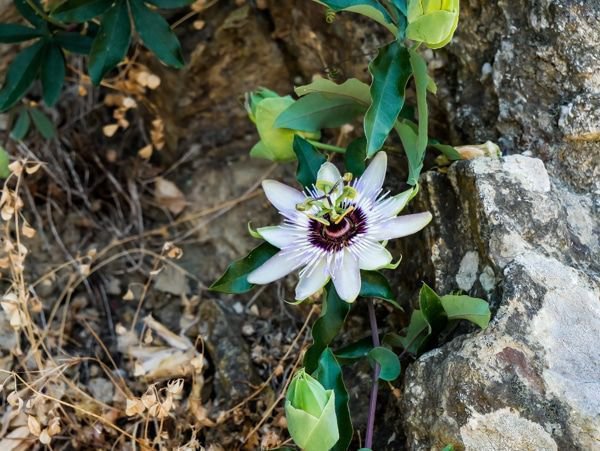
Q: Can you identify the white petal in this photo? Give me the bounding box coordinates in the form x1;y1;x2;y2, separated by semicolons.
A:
379;187;414;217
354;241;393;270
370;212;432;241
295;257;330;300
258;226;301;249
262;180;305;218
356;151;387;198
247;251;303;284
331;249;361;303
317;162;342;186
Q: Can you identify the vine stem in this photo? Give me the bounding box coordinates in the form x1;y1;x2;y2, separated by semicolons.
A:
365;298;380;449
306;139;346;154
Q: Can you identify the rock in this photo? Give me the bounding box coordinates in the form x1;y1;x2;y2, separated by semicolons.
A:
387;156;600;450
434;0;600;194
198;298;262;407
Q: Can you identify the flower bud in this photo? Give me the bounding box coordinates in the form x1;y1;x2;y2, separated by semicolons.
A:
285;369;339;451
455;141;501;159
406;0;460;49
246;89;320;162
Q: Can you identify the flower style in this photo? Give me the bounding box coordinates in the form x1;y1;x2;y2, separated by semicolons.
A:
247;152;432;303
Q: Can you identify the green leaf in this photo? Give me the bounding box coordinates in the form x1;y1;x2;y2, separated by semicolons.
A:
54;31;94;54
209;242;279;294
442;445;455;451
313;348;353;451
441;295;491;329
315;0;398;35
335;336;372;364
391;0;407;16
130;0;185;68
10;110;31;141
29;108;56;139
295;77;371;106
0;24;43;43
145;0;195;7
14;0;45;28
0;41;45;112
409;48;429;175
88;0;131;85
395;120;420;185
368;346;401;381
304;283;352;373
0;146;10;179
430;141;461;160
383;311;430;354
344;137;366;177
41;44;65;106
360;271;401;309
293;136;326;188
275;92;366;132
419;283;446;333
364;41;412;157
52;0;113;23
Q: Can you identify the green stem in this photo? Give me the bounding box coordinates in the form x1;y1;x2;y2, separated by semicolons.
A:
25;0;68;29
307;139;346;154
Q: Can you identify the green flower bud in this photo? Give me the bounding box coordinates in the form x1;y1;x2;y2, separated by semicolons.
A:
285;369;339;451
246;90;320;162
406;0;460;49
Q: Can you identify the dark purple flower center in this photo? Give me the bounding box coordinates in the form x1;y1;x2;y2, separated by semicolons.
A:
308;207;367;252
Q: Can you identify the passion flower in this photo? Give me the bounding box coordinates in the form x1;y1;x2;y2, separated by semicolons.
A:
247;152;432;303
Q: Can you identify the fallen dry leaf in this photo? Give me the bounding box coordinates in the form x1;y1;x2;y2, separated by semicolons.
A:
154;177;186;215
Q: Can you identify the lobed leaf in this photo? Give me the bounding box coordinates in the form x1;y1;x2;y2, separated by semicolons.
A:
130;0;185;68
88;0;131;85
10;110;31;141
52;0;113;23
29;108;56;139
0;24;43;43
41;44;65;106
145;0;195;8
54;31;94;54
0;41;45;112
209;242;279;294
14;0;45;28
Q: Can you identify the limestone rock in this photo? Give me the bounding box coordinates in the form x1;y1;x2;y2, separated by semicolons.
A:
390;156;600;450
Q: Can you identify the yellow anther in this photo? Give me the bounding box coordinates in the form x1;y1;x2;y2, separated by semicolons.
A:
334;205;355;224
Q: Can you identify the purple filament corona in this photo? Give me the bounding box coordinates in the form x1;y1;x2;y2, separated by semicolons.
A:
307;207;367;252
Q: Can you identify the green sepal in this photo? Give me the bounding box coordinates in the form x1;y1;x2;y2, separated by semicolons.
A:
209;242;279;294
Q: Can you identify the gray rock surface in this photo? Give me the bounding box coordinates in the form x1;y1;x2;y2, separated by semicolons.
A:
436;0;600;195
393;156;600;450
